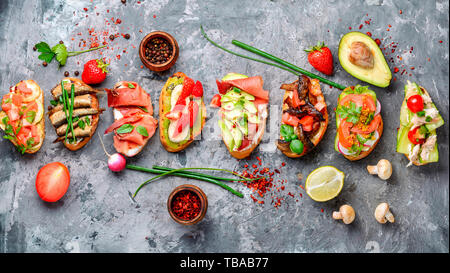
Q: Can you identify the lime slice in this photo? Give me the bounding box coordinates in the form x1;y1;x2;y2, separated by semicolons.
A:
305;166;345;202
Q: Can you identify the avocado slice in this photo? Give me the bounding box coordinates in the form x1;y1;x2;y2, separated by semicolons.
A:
218;120;235;151
338;32;392;88
222;73;248;81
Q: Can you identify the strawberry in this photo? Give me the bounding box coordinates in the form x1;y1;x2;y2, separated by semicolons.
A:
188;100;199;127
305;42;334;76
175;77;194;106
192;81;203;98
81;59;109;84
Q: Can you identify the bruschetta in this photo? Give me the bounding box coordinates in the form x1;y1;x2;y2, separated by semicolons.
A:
334;85;383;161
212;73;269;159
396;81;444;166
49;77;103;151
159;72;206;152
276;75;328;158
105;81;158;157
0;80;45;154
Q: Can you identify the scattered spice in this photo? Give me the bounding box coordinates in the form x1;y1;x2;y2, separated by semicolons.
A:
374;38;381;46
64;71;69;77
124;33;131;39
74;71;80;76
42;61;48;67
171;190;201;221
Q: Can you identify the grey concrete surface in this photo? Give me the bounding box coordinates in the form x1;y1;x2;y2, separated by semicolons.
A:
0;0;448;253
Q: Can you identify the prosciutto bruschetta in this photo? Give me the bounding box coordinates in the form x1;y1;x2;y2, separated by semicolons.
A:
334;85;383;161
0;80;45;154
159;72;206;152
276;75;328;158
48;77;103;151
396;81;444;166
212;73;269;159
105;81;158;157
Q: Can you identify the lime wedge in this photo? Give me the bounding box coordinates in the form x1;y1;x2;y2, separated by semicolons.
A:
305;166;345;202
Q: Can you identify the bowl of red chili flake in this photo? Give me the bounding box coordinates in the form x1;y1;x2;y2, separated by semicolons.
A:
139;31;179;72
167;184;207;225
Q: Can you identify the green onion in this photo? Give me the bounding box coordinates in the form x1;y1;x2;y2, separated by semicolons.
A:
127;164;244;198
61;82;70;143
153;165;247;182
231;39;346;90
69;84;76;142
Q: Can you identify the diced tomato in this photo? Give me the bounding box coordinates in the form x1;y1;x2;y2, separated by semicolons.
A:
338;119;355;149
291;89;302;108
408;127;426;145
282;112;300;127
339;94;376;112
210;94;221;108
16;125;39;146
299;115;314;132
16;82;34;96
350;115;381;134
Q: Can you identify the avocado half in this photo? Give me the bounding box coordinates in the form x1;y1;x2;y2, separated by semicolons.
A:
338;32;392;88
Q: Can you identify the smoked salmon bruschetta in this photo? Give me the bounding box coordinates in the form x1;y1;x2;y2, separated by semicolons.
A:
211;73;269;159
105;81;158;157
335;85;383;161
276;75;328;158
159;72;206;152
396;81;444;166
48;78;103;151
0;80;45;154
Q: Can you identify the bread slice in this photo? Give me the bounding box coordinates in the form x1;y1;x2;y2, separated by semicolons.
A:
277;78;328;158
49;77;101;151
159;72;207;152
0;80;45;154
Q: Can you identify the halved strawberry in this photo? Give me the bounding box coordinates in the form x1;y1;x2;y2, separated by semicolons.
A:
192;81;203;98
175;77;194;106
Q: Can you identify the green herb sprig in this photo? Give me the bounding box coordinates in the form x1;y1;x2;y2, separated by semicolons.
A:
335;101;362;124
35;42;106;66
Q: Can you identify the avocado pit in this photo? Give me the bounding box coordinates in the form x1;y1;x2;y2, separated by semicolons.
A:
349;41;374;69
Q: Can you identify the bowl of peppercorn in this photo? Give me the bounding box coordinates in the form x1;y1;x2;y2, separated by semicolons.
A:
139;31;179;72
167;184;208;225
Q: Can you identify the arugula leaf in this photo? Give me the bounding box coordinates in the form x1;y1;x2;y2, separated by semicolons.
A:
116;124;134;134
136;125;149;137
417;110;425;117
50;100;59;106
52;44;68;66
85;117;91;126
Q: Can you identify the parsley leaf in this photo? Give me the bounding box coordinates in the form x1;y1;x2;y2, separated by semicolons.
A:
78;119;86;130
128;83;136;89
25;111;36;123
51;44;69;66
335;101;361;124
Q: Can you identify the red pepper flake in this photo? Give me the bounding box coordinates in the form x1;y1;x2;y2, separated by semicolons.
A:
299;185;304;190
374;38;381;46
83;7;88;11
281;162;286;167
388;24;392;28
116;54;121;60
116;18;122;24
252;164;257;169
366;32;372;37
153;14;157;19
359;24;363;29
244;164;248;168
399;9;403;14
401;69;406;75
348;27;352;30
410;67;415;70
393;77;397;81
427;58;430;62
321;209;324;213
171;190;201;220
299;193;303;198
439;40;443;43
387;29;390;31
393;67;399;73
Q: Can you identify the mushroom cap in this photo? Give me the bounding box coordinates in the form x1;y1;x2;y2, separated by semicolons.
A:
333;205;355;224
377;159;392;180
374;202;390;223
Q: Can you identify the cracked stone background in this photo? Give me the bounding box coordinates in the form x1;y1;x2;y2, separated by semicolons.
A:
0;0;448;253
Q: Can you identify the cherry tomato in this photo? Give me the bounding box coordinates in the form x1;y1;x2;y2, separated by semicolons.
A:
407;95;424;113
407;127;426;145
36;162;70;202
210;94;222;108
338;119;355;149
299;115;314;132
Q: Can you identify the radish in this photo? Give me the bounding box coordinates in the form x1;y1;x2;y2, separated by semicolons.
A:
375;99;381;116
98;133;126;172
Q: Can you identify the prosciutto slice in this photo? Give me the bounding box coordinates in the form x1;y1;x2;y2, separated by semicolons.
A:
107;81;151;108
216;76;269;101
106;81;158;156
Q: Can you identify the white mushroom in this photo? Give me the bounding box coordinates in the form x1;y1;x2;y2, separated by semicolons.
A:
367;159;392;180
374;203;395;224
332;205;355;224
